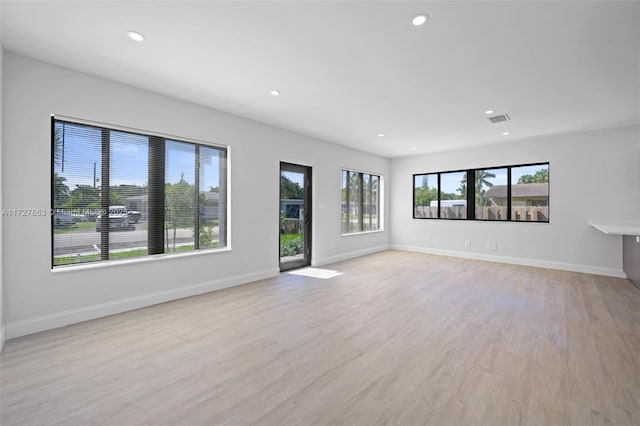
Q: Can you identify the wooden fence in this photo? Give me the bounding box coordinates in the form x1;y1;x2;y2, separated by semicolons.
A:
281;218;303;234
511;206;548;222
415;206;549;221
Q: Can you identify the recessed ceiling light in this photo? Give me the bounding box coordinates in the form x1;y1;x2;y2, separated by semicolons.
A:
502;131;510;136
378;133;385;137
412;14;429;26
411;147;417;151
128;31;145;42
485;109;495;115
270;90;280;96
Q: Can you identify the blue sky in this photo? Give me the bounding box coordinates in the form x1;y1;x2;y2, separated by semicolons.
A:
415;164;548;194
282;170;304;187
58;122;545;197
56;122;220;191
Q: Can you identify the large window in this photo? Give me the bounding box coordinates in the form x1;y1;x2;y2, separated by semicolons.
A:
52;117;228;268
475;168;508;220
413;162;549;222
413;173;438;218
510;164;549;222
342;170;381;234
440;171;467;219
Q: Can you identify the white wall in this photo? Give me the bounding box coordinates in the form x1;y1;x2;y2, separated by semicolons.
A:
3;50;637;342
0;39;5;350
390;125;640;277
2;53;390;338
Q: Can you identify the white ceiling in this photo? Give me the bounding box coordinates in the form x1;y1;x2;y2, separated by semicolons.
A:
1;0;639;158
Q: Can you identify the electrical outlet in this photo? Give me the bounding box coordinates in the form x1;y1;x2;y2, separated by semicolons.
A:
242;256;249;265
491;243;497;252
485;242;491;250
464;240;471;247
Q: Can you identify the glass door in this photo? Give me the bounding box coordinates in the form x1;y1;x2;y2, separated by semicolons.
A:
279;162;311;271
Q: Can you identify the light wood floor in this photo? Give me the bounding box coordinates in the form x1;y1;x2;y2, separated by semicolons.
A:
1;250;639;425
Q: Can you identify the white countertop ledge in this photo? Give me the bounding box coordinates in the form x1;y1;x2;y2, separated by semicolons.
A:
590;220;640;235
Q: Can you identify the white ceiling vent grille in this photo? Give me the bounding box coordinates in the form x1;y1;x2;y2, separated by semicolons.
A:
487;114;510;124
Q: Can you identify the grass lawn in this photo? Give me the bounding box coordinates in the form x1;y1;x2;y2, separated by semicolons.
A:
54;242;220;266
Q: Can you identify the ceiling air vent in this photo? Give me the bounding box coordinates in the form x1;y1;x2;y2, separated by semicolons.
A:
487;114;510;124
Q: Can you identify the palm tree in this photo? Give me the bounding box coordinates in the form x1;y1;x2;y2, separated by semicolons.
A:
349;173;361;230
458;171;496;205
53;127;70;207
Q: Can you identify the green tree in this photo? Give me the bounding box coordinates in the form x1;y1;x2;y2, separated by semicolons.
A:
349;173;361;220
165;172;194;250
414;186;438;206
280;175;303;199
53;175;70;208
199;225;215;248
518;169;549;184
197;192;217;248
474;170;496;206
415;176;437;206
64;185;101;209
110;184;147;202
109;190;125;206
440;191;460;200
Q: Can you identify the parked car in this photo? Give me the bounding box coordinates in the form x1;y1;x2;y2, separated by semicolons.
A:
127;209;141;223
96;206;132;231
71;212;88;222
53;210;76;228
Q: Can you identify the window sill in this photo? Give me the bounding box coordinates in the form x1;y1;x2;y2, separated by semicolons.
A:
341;229;385;237
51;246;232;274
411;217;550;224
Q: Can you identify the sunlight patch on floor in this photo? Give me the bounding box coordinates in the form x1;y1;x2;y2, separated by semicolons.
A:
288;267;343;279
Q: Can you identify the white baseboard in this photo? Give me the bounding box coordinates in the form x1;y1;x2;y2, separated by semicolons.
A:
5;268;280;340
391;244;627;279
0;326;5;352
312;244;390;267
